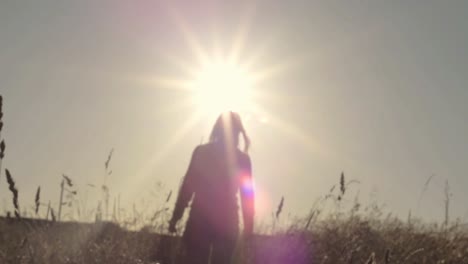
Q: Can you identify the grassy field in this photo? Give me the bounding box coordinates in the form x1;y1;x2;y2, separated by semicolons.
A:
1;95;467;263
1;214;467;264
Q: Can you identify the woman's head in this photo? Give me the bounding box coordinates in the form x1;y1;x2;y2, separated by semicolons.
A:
209;111;250;153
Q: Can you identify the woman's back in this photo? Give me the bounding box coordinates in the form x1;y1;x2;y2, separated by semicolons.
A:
190;142;249;225
169;112;254;264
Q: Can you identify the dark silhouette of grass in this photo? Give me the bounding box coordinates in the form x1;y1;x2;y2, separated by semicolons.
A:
1;214;467;264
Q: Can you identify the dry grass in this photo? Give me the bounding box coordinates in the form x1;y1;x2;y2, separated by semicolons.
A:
0;214;467;264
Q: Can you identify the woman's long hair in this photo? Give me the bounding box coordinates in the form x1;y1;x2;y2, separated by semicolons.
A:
209;111;250;153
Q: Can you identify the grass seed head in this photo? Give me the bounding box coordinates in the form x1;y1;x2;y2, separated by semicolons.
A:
275;196;284;219
340;172;345;195
35;186;41;214
0;140;5;159
0;94;3;119
0;95;3;133
5;169;20;218
105;148;114;171
62;174;73;187
165;190;173;203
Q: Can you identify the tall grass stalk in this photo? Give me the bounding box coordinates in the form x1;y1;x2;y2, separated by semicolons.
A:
0;140;4;177
103;148;114;221
5;169;20;218
50;207;56;222
417;174;435;209
58;174;74;221
0;95;5;191
444;180;451;228
58;178;65;221
46;200;51;220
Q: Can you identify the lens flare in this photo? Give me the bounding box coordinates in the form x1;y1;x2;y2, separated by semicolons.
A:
240;174;255;197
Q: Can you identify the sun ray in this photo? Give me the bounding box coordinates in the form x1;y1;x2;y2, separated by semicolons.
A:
129;110;203;197
130;74;195;91
250;88;294;105
153;96;198;118
135;2;326;177
251;104;331;159
227;4;256;65
168;8;209;66
148;110;202;166
241;40;273;70
250;54;304;84
156;52;200;78
208;19;223;62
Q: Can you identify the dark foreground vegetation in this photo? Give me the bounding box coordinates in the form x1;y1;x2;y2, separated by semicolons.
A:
1;215;467;264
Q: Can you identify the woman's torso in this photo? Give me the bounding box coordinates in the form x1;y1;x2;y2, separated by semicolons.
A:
188;142;248;231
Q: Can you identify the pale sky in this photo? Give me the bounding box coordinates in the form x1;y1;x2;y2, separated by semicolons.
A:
1;0;467;224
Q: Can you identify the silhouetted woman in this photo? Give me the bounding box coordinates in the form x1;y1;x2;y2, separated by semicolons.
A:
169;111;255;264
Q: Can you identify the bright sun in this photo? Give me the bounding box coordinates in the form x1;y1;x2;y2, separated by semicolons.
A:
192;60;254;116
129;5;321;219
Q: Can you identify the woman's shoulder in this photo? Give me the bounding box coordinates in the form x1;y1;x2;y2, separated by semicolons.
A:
193;142;217;157
195;142;212;152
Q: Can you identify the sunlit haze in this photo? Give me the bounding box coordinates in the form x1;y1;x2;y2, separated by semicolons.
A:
1;1;468;225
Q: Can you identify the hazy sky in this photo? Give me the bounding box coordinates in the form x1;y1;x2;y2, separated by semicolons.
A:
1;0;467;224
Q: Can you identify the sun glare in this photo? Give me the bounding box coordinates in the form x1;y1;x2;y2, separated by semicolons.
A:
128;6;319;219
192;60;254;116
